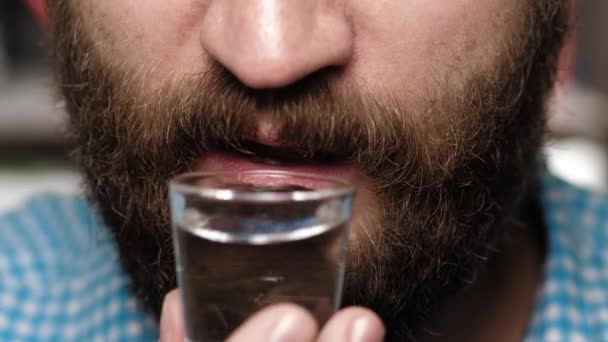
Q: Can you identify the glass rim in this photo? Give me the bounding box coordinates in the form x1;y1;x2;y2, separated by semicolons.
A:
169;170;356;202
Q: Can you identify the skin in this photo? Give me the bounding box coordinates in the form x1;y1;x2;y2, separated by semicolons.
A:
160;291;386;341
76;0;523;98
42;0;566;339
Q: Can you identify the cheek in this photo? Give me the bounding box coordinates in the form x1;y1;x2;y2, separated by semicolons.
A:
80;0;210;80
79;0;524;95
349;0;525;96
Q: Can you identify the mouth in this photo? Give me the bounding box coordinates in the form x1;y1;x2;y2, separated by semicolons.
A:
195;139;356;182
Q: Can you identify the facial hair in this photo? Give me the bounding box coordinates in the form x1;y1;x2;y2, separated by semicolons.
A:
47;0;569;339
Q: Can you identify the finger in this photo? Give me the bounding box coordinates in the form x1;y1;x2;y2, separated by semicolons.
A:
227;303;319;342
317;306;385;342
159;289;185;342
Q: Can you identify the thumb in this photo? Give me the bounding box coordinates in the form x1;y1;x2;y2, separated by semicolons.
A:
159;290;185;342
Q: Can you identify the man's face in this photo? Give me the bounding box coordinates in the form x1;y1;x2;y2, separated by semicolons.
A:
48;0;568;339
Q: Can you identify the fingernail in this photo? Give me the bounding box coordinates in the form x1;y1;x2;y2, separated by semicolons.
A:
350;316;384;342
269;313;303;342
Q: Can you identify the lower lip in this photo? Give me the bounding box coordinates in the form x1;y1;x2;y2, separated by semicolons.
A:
194;152;357;187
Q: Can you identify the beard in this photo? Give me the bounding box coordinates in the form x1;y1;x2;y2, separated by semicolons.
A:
48;0;569;339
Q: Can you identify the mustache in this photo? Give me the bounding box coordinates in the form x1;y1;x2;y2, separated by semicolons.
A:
200;67;407;162
68;45;498;205
105;64;422;176
201;66;364;161
223;78;491;186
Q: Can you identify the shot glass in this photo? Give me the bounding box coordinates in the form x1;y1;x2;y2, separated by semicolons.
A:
169;170;355;341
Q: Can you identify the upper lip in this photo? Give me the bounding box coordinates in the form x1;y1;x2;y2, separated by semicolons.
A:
216;121;342;166
224;139;338;166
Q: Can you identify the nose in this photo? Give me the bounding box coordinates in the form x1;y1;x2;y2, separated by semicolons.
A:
200;0;353;89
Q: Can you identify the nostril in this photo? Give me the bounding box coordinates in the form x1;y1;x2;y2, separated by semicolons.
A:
224;55;344;90
276;66;342;94
247;66;343;100
234;35;352;90
199;0;353;90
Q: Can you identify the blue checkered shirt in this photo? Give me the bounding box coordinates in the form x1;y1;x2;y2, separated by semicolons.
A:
1;171;607;341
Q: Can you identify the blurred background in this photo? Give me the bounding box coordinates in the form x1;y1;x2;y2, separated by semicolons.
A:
0;0;79;211
0;0;607;211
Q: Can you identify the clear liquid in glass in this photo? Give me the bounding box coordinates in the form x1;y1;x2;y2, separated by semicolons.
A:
174;184;349;342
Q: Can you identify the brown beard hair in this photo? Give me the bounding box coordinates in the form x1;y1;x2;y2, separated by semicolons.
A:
47;0;569;339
